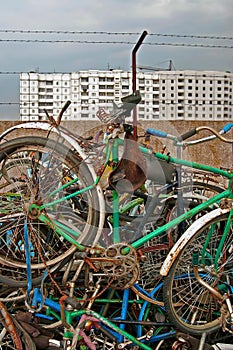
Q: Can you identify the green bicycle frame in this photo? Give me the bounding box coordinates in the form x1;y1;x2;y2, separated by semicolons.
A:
32;138;233;251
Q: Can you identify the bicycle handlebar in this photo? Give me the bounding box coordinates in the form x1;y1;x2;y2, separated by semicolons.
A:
146;123;233;145
179;128;197;141
145;127;198;142
186;123;233;145
222;123;233;133
145;128;168;139
196;125;233;143
180;123;233;142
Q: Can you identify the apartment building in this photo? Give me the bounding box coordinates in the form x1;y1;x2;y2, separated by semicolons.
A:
20;69;233;121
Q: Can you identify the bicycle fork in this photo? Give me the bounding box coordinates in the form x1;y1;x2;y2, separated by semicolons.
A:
192;250;233;333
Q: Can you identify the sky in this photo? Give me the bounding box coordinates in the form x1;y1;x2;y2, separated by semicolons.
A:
0;0;232;120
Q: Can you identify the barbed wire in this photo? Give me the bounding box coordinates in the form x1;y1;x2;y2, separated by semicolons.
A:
0;101;232;107
0;30;231;114
0;29;232;40
0;39;232;49
0;102;19;105
0;71;232;78
0;71;22;74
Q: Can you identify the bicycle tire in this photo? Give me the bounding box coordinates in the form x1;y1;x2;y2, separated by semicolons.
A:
0;136;102;280
163;209;233;335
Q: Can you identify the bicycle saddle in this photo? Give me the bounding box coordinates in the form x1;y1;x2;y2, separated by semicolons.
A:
109;129;147;193
97;91;142;124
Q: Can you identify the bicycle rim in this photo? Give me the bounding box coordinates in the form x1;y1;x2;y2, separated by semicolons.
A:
163;210;233;335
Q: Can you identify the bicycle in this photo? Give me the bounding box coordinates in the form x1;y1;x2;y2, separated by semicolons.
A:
0;92;233;349
0;93;231;289
161;190;233;336
0;98;228;292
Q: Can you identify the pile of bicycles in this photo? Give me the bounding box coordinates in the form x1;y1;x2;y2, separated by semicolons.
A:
0;92;232;349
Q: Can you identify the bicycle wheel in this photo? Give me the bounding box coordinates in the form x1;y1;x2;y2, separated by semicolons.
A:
132;180;224;304
163;209;233;335
0;136;102;281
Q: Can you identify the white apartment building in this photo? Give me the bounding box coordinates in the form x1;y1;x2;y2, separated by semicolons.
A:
20;69;233;121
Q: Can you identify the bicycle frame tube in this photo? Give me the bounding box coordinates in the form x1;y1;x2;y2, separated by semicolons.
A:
37;213;87;251
132;189;232;249
141;145;233;179
37;181;99;210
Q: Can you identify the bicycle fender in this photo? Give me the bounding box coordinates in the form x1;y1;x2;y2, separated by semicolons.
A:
0;121;97;176
0;122;51;141
160;207;230;276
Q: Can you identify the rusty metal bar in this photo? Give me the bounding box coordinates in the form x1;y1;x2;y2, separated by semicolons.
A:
132;30;148;139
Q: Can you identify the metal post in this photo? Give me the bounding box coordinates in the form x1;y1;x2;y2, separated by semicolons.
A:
132;30;148;139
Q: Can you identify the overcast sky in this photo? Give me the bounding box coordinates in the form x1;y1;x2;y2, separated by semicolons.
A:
0;0;232;120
